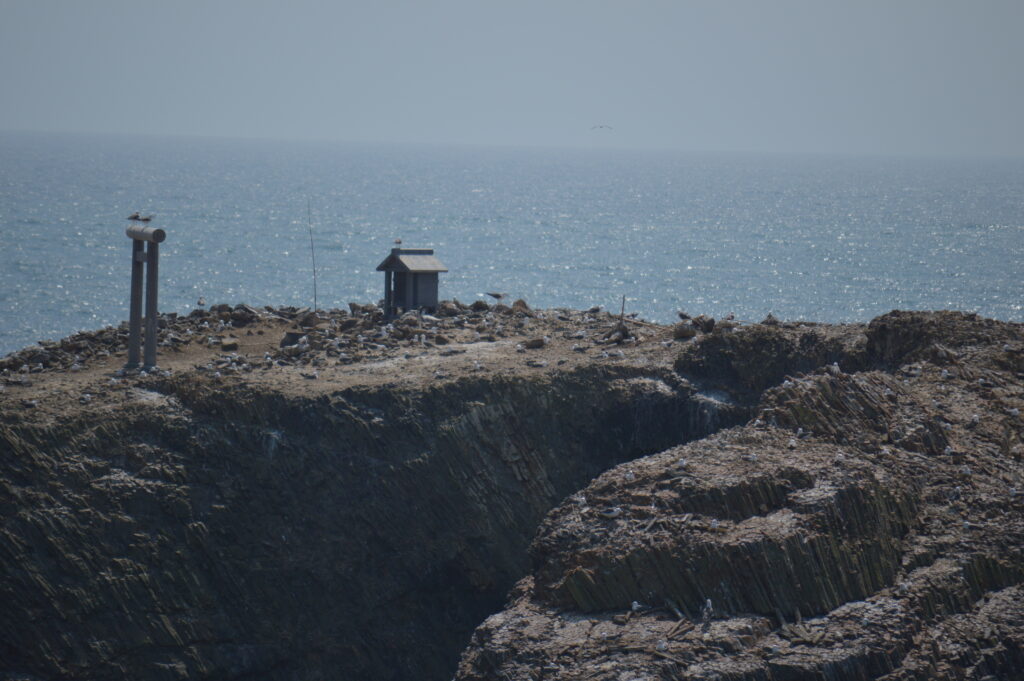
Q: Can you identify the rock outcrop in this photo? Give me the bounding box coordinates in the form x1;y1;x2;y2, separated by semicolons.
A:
2;309;1022;681
456;312;1024;681
0;307;741;681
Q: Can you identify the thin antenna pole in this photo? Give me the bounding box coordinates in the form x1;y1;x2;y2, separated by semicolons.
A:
307;198;318;312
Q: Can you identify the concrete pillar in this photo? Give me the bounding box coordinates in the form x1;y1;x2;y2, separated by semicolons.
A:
126;239;145;368
143;241;159;369
125;223;165;371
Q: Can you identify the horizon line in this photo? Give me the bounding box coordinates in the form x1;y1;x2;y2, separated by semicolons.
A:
2;126;1023;162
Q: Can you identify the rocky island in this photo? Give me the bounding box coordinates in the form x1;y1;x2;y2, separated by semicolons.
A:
1;303;1022;681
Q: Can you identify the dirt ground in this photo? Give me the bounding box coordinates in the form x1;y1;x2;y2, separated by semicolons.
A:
0;300;690;422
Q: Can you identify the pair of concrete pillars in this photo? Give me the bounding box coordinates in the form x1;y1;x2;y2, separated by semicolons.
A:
125;224;166;370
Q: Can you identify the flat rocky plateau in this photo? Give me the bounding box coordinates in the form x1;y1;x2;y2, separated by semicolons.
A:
1;303;1022;681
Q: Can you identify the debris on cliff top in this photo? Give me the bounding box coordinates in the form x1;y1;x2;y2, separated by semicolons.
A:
0;300;712;412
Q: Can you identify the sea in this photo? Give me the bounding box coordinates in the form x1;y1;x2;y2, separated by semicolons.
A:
1;131;1022;356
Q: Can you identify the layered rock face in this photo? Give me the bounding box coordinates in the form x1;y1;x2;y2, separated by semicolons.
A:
0;361;738;681
456;312;1024;681
3;309;1021;681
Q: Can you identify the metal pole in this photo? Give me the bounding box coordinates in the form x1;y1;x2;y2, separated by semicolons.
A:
143;241;159;369
126;239;145;368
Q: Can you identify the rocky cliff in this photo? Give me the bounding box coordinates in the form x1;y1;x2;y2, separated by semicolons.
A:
0;303;740;681
455;311;1024;681
2;308;1022;681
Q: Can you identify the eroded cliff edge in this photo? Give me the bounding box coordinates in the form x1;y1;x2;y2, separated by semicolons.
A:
456;311;1024;681
2;308;1022;681
0;304;740;681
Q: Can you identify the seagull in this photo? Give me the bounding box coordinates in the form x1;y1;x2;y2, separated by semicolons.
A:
394;238;402;245
485;292;506;302
197;297;206;307
591;125;613;130
126;212;141;221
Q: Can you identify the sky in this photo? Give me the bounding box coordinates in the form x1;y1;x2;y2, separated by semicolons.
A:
1;0;1023;156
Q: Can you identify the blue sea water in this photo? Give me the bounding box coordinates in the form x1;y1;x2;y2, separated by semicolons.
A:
1;131;1022;355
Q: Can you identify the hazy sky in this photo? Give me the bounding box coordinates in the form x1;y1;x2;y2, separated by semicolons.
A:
1;0;1022;156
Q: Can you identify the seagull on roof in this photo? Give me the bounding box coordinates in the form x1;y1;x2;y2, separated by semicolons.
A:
394;238;402;245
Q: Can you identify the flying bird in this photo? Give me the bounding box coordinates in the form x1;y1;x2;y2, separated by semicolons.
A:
591;125;613;130
126;212;141;220
485;292;506;301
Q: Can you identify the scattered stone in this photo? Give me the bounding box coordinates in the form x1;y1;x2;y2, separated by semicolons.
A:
231;306;257;326
673;322;697;340
437;301;460;317
691;314;716;333
280;330;305;347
